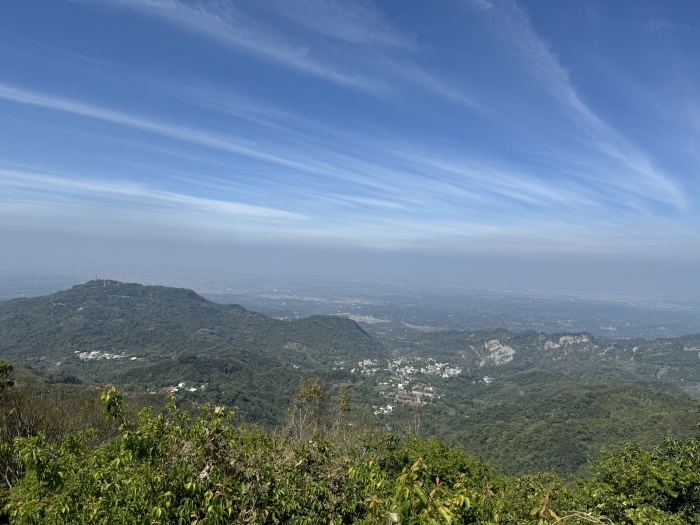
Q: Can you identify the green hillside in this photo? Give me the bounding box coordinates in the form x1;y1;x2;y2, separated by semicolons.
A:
0;280;381;364
0;280;382;425
426;371;700;476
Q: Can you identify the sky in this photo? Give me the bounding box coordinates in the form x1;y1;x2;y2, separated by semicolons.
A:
1;1;699;295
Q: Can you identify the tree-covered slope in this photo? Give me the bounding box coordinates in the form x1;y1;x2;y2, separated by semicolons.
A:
0;280;382;367
425;371;700;476
0;280;383;425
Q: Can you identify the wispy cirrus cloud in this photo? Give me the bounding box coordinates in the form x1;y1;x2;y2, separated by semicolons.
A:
402;153;596;210
468;0;686;210
0;79;667;228
85;0;388;91
1;163;581;249
645;20;697;32
0;82;422;214
0;82;461;208
0;82;341;178
0;167;305;220
85;0;479;109
262;0;416;48
386;62;482;110
2;74;683;236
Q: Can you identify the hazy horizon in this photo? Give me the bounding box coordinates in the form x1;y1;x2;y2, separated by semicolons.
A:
2;233;698;300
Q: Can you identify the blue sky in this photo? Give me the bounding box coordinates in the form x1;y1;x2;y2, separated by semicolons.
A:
1;1;699;293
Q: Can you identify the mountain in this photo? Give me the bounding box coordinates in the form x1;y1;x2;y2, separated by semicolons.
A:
0;280;384;425
0;279;381;362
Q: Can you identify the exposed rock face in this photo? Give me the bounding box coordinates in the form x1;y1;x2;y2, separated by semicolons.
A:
684;346;700;358
544;334;590;350
479;339;515;367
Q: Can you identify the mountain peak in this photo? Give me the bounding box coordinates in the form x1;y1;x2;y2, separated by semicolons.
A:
67;280;208;304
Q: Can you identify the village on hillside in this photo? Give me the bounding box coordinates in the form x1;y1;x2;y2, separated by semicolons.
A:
345;356;462;416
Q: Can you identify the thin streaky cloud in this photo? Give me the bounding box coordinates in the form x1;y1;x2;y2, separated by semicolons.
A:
264;0;417;49
0;84;430;212
0;81;674;224
160;79;668;217
167;83;562;211
161;82;481;198
0;83;359;182
89;0;480;110
0;168;305;220
160;81;342;142
388;62;482;111
87;0;388;92
645;20;697;32
0;83;467;203
409;157;595;209
468;0;686;210
153;78;462;167
468;0;604;128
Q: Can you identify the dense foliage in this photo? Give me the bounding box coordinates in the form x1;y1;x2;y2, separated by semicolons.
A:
2;377;699;525
425;371;700;476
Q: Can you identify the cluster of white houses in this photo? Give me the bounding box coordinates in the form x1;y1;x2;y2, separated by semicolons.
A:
353;356;463;414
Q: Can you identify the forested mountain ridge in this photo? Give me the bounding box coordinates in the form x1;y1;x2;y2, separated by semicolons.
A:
0;279;382;366
4;279;699;393
0;280;384;425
